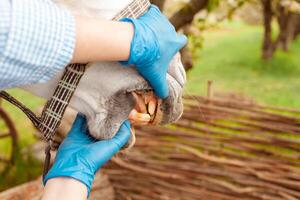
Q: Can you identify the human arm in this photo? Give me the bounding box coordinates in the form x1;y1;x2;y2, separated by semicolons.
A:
0;0;133;89
42;177;88;200
0;0;186;99
71;17;134;63
42;115;131;200
66;5;188;99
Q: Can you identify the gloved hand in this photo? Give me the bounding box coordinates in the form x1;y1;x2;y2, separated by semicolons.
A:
43;114;131;197
121;5;187;99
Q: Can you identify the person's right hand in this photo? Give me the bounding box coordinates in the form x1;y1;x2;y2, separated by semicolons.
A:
43;114;131;197
120;5;187;99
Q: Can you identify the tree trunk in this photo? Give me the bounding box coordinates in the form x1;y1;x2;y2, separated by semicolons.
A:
168;0;209;71
293;14;300;40
153;0;210;71
261;0;275;60
170;0;209;30
275;5;298;52
180;45;193;72
150;0;166;11
294;18;300;40
276;4;289;51
180;25;194;71
284;14;297;50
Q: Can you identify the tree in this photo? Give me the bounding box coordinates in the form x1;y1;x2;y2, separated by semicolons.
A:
154;0;300;63
150;0;166;10
151;0;209;71
261;0;274;59
261;0;300;60
169;0;209;30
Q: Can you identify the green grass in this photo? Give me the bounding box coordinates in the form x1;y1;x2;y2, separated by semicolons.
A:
185;20;300;108
0;152;43;191
0;89;45;191
0;89;45;150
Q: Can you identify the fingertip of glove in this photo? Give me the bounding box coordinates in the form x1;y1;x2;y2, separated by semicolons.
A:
113;120;131;146
155;84;169;99
123;120;131;130
153;76;169;99
178;34;188;48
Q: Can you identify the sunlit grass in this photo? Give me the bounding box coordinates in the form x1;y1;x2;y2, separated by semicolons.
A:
185;20;300;108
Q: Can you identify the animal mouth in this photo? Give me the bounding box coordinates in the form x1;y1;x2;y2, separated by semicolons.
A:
129;91;162;126
124;90;163;149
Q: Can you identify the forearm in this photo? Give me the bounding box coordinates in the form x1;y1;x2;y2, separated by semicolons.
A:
72;16;134;63
0;0;75;89
0;0;133;89
42;177;87;200
42;117;131;200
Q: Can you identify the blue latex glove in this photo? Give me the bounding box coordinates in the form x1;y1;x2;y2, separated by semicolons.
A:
121;5;187;99
43;114;131;196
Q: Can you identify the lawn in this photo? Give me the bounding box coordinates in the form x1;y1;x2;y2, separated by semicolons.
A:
185;20;300;108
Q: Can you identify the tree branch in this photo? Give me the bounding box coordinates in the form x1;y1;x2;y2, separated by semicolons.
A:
261;0;275;60
169;0;209;30
150;0;166;11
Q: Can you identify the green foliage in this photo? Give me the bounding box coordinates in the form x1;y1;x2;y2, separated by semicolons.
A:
207;0;221;12
187;19;206;58
188;34;204;57
227;0;249;20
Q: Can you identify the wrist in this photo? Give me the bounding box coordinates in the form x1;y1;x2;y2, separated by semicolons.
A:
43;177;87;200
43;155;95;196
119;18;160;67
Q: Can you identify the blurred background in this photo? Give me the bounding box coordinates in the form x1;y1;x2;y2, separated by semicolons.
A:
0;0;300;199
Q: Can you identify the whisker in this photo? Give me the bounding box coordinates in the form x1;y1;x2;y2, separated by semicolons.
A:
183;88;207;122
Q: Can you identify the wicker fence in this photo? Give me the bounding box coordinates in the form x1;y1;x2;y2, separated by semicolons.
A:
1;94;300;200
104;95;300;200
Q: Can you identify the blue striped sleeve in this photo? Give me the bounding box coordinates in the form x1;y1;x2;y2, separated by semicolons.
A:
0;0;76;89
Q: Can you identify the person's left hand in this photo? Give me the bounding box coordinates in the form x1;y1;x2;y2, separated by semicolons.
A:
43;114;131;196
